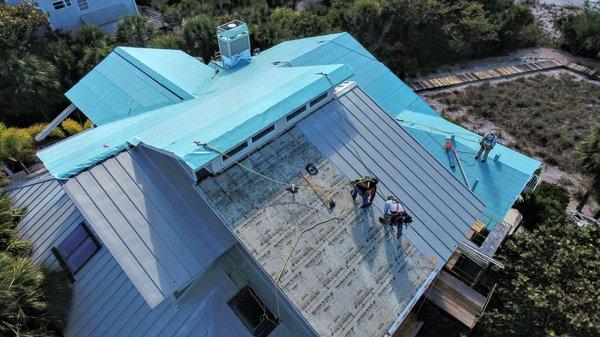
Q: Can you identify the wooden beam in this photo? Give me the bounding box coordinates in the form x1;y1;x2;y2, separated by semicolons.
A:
35;103;76;142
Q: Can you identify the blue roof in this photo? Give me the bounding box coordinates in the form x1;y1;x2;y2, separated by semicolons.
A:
40;45;353;178
40;32;540;226
266;32;540;227
396;109;541;228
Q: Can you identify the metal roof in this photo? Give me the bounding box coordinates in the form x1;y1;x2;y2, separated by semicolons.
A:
396;110;541;228
298;86;484;264
271;32;540;226
43;30;538;233
41;53;353;179
4;175;303;337
62;146;235;308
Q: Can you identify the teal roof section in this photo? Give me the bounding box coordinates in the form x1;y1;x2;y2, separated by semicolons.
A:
115;47;215;98
39;61;353;179
65;47;215;125
264;32;540;226
65;51;182;125
44;31;540;225
396;109;541;228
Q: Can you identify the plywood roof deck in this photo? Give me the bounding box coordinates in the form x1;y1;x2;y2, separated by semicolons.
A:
198;127;435;337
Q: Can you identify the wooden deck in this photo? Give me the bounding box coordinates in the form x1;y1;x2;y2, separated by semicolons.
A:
427;271;486;328
408;59;599;92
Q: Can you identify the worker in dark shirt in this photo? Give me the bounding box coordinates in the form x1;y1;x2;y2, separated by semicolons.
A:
351;176;378;208
475;130;498;163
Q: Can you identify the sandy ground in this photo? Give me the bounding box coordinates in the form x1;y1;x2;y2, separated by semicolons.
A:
420;70;600;215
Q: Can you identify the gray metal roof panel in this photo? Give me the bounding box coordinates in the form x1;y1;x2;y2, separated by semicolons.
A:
297;86;484;265
63;148;234;308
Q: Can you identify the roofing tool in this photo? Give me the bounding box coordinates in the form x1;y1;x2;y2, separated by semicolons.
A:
300;173;336;209
305;163;318;175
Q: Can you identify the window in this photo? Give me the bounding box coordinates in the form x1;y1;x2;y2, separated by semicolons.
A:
285;105;307;122
52;1;66;10
309;92;328;107
223;141;248;161
52;223;100;282
228;286;278;337
77;0;89;10
251;125;275;143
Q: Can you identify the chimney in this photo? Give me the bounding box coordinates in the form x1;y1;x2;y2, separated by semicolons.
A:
217;20;251;68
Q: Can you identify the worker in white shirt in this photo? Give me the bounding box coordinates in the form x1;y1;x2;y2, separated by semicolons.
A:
379;195;412;238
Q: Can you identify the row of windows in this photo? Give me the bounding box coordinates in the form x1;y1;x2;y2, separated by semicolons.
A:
220;92;328;163
52;0;89;10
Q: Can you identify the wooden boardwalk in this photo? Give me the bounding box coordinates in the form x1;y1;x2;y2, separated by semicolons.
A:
408;59;600;91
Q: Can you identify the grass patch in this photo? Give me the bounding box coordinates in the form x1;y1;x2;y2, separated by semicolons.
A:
434;74;600;171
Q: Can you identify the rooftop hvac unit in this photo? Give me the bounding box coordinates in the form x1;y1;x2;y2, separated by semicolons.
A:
217;20;251;68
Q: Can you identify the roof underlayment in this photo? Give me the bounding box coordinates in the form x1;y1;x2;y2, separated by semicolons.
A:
197;87;482;336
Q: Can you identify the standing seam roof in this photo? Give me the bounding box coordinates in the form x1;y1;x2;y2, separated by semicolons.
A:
298;86;484;265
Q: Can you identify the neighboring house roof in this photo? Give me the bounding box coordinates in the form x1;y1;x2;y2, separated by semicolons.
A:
197;86;482;337
62;146;235;308
41;55;353;179
80;3;129;28
3;177;280;337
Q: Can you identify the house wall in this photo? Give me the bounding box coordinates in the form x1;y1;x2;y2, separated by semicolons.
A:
6;0;137;33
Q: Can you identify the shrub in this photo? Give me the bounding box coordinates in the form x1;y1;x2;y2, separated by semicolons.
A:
60;119;84;135
25;123;65;140
515;182;570;231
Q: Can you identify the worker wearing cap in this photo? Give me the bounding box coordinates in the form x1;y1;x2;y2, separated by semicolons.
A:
351;176;378;208
379;195;411;238
476;130;497;163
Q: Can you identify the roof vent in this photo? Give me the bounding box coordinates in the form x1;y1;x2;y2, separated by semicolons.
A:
217;20;251;68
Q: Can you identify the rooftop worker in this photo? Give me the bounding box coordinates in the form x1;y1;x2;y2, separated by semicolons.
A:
379;195;412;238
475;129;498;163
351;176;378;208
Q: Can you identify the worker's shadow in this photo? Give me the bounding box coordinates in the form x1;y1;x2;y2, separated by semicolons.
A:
384;230;417;304
349;197;378;270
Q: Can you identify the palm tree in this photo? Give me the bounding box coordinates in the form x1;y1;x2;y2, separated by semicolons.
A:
181;15;216;62
0;253;70;337
575;124;600;212
0;192;71;337
115;15;156;47
0;126;34;174
0;53;61;126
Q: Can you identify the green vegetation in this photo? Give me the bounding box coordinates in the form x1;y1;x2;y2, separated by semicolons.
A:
575;124;600;212
0;192;71;337
515;182;570;231
557;0;600;58
0;0;539;128
472;183;600;337
435;74;600;172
